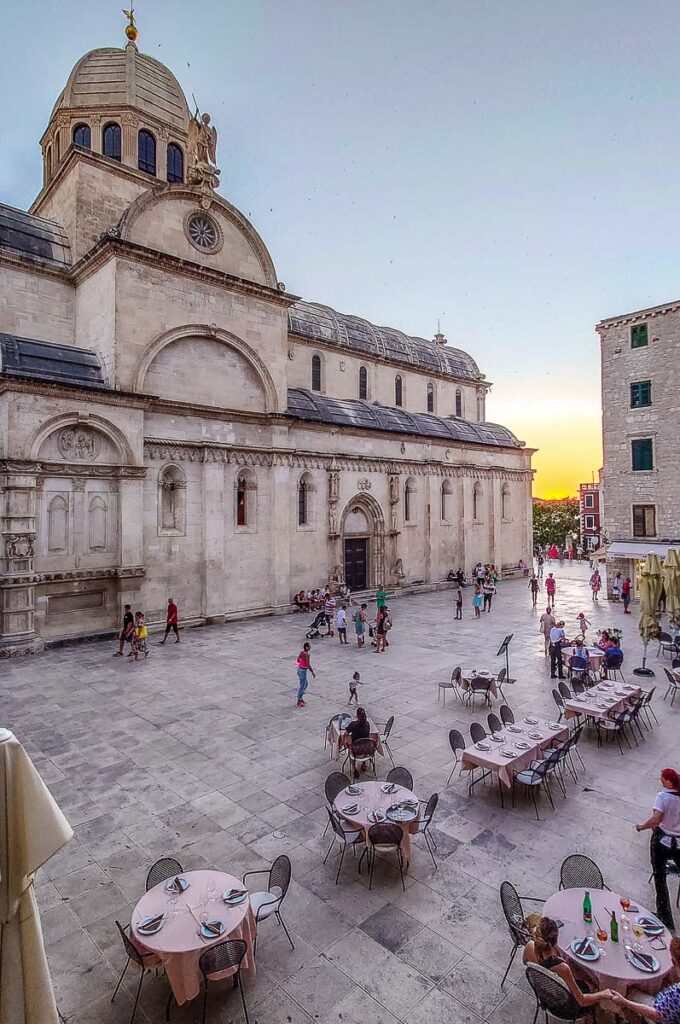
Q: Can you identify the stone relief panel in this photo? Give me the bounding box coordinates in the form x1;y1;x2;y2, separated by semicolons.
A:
47;494;69;553
39;425;120;465
158;464;186;536
88;495;108;551
37;480;118;567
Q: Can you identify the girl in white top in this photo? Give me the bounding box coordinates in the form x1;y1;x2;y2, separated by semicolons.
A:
636;767;680;930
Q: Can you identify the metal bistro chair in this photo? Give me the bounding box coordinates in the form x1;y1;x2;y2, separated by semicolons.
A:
145;857;183;892
466;676;493;709
386;765;413;791
512;759;554;820
525;963;593;1024
567;655;589;683
499;880;542;986
437;668;458;706
413;792;439;869
603;653;625;683
558;680;572;701
447;729;466;784
595;708;632;755
323;771;349;836
639;686;658;729
343;737;377;780
560;854;607;891
469;722;487;745
500;704;515;726
111;920;164;1024
572;678;586;696
663;667;680;707
242;854;294;953
558;724;587;779
378;715;395;765
496;666;509;700
166;939;250;1024
657;630;675;658
323;807;365;884
365;821;406;891
487;712;502;735
552;689;566;723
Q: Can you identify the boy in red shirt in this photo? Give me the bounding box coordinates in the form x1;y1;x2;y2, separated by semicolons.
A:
160;597;180;644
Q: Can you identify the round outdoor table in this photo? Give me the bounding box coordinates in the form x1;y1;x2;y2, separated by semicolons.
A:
565;647;605;671
131;869;256;1005
543;887;673;996
333;779;420;859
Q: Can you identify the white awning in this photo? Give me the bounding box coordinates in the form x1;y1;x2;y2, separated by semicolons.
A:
607;541;674;559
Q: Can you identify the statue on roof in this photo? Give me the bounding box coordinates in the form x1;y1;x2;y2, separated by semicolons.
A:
187;102;221;195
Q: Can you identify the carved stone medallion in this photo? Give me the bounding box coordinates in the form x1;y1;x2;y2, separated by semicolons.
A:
57;427;99;461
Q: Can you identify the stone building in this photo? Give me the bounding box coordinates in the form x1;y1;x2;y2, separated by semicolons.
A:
597;303;680;593
0;27;534;653
579;475;602;552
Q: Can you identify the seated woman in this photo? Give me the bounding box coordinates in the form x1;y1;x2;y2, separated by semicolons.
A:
523;918;612;1008
345;706;371;744
597;630;615;651
293;591;309;612
608;937;680;1022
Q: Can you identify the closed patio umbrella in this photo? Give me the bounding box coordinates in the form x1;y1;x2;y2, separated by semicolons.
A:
662;548;680;629
635;553;663;676
0;729;73;1024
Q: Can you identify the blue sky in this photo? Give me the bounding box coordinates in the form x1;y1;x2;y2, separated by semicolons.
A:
2;1;679;494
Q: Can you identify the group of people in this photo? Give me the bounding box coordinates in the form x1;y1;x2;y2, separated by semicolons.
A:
294;583;353;613
114;597;180;660
538;606;624;679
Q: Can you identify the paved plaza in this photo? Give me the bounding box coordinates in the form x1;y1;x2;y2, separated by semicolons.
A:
3;563;677;1024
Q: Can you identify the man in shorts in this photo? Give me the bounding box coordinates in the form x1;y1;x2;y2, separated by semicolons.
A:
114;604;134;656
159;597;180;644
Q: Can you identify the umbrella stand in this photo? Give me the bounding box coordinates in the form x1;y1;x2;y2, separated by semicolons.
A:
633;638;655;677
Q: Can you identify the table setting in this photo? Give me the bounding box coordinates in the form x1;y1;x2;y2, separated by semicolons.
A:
564;683;641;721
461;717;569;789
543;887;673;996
460;669;499;699
333;780;420;856
131;869;256;1005
564;646;606;671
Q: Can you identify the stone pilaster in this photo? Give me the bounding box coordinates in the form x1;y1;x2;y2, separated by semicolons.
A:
0;464;44;656
202;460;225;621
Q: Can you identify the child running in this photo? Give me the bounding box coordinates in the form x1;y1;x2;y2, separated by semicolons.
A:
348;671;362;704
577;611;590;638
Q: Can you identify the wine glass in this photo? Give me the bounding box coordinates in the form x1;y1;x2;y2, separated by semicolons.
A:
632;921;645;950
206;879;218;904
596;926;608;955
620;896;631;912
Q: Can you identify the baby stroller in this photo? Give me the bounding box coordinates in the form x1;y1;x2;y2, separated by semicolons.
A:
305;610;329;640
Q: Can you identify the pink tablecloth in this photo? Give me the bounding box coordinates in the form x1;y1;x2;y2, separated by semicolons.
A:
461;718;569;788
564;683;641;721
543;888;673;996
564;646;605;671
327;716;383;759
333;780;419;858
132;869;256;1005
460;670;499;699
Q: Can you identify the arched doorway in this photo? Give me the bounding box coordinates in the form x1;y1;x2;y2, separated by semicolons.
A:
340;494;385;591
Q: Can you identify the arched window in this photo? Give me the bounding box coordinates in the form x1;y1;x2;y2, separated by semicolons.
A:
501;483;511;522
47;495;68;552
404;477;416;523
138;130;157;175
102;123;121;161
298;472;315;527
473;481;483;523
72;123;91;149
167;142;184;183
395;375;403;407
359;365;368;400
427;382;435;413
311;354;322;392
235;469;257;529
455;388;463;418
441;479;453;522
88;495;108;550
45;144;52;177
158;464;186;535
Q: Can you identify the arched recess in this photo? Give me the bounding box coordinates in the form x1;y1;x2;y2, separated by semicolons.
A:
116;188;278;288
339;493;385;590
235;467;257;530
134;325;279;414
158;464;186;536
501;482;512;522
30;413;134;464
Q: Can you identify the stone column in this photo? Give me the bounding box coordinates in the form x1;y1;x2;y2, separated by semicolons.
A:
462;476;475;572
203;456;225;622
327;468;341;578
0;463;44;656
72;478;86;569
425;472;438;582
492;476;503;570
270;427;291;608
117;472;146;612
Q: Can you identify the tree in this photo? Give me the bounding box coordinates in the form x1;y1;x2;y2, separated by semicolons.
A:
532;498;580;551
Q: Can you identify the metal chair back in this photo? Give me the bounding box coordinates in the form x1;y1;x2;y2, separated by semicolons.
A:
470;722;486;744
500;704;515;726
525;963;584;1021
500;881;531;945
199;937;247;980
115;920;145;967
386;766;413;790
382;715;395;740
367;822;402;848
325;772;348;807
487;712;502;735
451;665;462;682
560;853;605;890
448;729;465;757
558;681;571;699
422;792;438;825
269;855;292;900
145;857;183;891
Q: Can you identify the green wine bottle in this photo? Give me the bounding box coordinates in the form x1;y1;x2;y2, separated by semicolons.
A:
583;890;592;924
610;911;619;942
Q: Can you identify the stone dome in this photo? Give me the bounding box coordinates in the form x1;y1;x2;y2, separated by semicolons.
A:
49;43;190;133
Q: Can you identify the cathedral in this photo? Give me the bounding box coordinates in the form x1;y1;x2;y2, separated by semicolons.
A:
0;20;534;653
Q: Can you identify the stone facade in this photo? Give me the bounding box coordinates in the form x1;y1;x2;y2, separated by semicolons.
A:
597;301;680;594
0;37;534;652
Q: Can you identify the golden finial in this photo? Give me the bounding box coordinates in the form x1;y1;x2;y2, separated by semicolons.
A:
123;8;138;42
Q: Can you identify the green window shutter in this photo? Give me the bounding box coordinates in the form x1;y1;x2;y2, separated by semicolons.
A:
631;438;653;471
631;323;648;348
630;380;652;407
